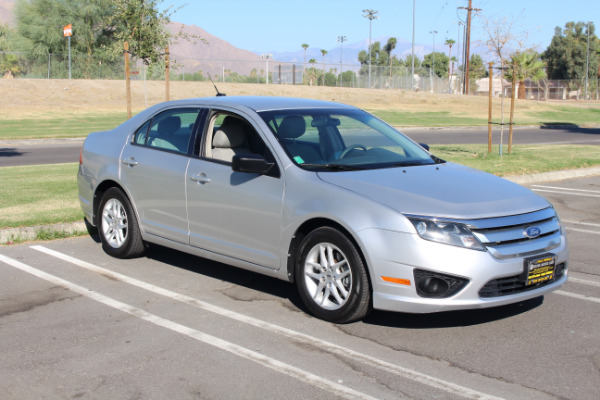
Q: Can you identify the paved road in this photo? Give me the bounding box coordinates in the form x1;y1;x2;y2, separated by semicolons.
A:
0;140;82;167
405;124;600;145
1;126;599;167
1;175;598;399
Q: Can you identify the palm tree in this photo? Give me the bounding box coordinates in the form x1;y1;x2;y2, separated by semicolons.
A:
302;43;309;83
302;43;309;65
384;37;397;79
320;49;328;86
445;38;456;78
508;51;546;99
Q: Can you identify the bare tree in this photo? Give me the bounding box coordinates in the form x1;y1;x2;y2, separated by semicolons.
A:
481;14;530;155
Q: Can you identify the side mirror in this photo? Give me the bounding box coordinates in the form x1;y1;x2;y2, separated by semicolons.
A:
232;154;274;175
419;143;430;151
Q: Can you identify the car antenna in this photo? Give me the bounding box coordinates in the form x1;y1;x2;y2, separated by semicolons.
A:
207;73;226;97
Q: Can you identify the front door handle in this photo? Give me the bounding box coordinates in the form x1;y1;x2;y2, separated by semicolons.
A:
122;157;138;167
190;173;211;184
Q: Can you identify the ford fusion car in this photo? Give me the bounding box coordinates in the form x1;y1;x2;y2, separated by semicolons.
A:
78;96;568;323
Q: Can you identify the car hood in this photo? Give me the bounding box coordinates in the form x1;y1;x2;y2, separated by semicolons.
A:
317;163;549;220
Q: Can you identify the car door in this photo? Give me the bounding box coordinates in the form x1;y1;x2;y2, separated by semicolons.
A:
120;108;202;244
186;111;285;270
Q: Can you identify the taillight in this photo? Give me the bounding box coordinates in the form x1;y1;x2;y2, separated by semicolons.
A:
79;146;83;165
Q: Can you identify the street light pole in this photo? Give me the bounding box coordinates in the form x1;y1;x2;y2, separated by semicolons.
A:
429;30;437;93
337;35;346;87
411;0;416;91
363;9;378;89
261;53;272;85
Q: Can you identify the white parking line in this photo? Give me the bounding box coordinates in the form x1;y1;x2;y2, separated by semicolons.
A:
568;277;600;288
563;220;600;228
0;252;378;400
29;245;505;400
555;290;600;304
531;189;600;198
565;227;600;235
532;185;600;194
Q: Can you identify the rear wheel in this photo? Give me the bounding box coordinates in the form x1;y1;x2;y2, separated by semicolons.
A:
295;227;371;323
98;187;145;258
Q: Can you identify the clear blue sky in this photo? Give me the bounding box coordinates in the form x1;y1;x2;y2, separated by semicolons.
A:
166;0;598;56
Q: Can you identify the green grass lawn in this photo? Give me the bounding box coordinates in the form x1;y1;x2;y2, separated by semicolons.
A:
526;106;600;126
369;104;600;127
370;110;487;126
0;163;81;228
0;113;129;140
1;103;598;141
432;144;600;176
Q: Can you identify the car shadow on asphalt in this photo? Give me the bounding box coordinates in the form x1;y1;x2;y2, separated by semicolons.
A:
0;148;26;157
362;296;544;328
144;244;306;312
540;123;600;135
143;243;544;328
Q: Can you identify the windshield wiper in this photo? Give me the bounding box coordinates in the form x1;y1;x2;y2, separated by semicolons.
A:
300;163;364;171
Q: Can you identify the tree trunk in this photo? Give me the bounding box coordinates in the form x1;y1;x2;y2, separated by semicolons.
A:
518;79;526;99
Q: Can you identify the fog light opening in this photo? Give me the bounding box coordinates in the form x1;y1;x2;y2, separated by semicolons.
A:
413;269;469;298
418;277;449;295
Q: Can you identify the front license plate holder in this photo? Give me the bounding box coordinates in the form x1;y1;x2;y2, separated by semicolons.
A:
523;254;556;286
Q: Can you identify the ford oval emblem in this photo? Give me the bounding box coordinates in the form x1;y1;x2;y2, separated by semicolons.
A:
524;226;541;238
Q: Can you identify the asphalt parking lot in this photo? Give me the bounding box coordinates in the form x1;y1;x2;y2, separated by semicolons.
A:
1;175;598;400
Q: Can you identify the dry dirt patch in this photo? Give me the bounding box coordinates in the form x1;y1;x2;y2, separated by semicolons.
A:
0;78;528;117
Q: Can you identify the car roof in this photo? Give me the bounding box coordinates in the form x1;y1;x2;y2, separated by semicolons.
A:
160;96;357;113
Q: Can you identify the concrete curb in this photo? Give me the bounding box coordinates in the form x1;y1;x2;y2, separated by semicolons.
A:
1;221;87;244
505;166;600;185
0;138;85;147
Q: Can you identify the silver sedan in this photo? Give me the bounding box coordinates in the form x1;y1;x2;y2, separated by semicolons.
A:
78;96;568;323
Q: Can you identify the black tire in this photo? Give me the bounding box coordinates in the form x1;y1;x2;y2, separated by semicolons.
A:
97;187;145;258
295;227;371;323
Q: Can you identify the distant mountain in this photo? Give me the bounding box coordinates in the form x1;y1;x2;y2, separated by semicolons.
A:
0;0;14;26
268;36;430;71
167;22;266;76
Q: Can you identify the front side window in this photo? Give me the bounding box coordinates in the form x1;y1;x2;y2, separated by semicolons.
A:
258;108;438;170
204;111;273;165
133;109;201;154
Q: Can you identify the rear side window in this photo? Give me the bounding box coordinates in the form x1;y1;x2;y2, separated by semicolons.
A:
133;109;201;154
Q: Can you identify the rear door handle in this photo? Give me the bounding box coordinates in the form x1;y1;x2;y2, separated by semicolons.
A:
122;157;138;167
190;173;211;184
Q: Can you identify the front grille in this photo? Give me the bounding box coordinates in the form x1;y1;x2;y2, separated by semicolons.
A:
468;208;563;259
479;262;566;298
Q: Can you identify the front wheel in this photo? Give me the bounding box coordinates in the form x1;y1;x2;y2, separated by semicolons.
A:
295;227;371;323
98;187;145;258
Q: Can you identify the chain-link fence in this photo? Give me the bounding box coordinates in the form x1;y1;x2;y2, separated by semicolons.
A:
1;51;126;79
2;51;597;100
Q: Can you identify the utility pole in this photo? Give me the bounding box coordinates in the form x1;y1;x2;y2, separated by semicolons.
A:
458;1;481;95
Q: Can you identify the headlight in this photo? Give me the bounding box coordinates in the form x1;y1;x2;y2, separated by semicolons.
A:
407;217;485;251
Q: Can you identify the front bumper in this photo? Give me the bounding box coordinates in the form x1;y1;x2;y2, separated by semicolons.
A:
358;228;569;314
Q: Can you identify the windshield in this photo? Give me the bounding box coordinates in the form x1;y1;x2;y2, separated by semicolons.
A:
258;108;438;170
